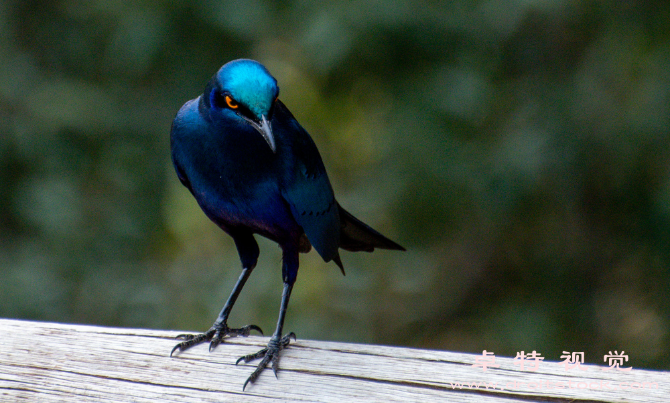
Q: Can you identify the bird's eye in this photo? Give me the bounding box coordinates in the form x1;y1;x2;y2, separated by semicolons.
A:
225;95;239;109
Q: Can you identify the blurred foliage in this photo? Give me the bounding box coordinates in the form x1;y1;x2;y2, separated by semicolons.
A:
1;0;669;370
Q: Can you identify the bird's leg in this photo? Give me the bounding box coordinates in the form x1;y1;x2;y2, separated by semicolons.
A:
237;281;295;390
171;266;262;356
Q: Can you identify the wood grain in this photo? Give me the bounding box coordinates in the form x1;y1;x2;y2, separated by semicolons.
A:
0;318;666;402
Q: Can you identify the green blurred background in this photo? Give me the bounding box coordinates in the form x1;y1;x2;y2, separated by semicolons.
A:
1;0;669;370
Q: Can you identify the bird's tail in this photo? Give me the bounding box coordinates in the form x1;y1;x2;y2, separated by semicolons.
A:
338;203;405;253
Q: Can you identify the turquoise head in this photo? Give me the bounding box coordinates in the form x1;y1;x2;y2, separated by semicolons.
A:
205;59;279;152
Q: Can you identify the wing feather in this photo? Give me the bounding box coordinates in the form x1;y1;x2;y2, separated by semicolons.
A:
277;102;341;262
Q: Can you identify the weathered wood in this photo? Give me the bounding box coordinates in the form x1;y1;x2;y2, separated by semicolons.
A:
0;318;666;402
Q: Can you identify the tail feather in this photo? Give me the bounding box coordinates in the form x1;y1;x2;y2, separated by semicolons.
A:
338;203;405;253
332;253;345;276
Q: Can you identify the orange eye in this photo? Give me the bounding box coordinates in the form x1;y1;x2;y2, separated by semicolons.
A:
225;95;239;109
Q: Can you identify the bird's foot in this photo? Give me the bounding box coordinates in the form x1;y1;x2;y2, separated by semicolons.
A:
170;323;263;357
236;332;296;390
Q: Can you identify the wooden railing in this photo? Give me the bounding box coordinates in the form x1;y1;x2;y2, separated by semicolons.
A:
0;318;666;402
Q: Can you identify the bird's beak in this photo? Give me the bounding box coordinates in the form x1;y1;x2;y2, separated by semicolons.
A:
244;114;276;153
258;115;276;153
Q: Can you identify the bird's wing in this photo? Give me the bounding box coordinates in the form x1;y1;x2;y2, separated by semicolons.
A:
283;161;340;262
278;105;341;263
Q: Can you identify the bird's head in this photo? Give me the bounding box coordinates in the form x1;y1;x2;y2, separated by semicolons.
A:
203;59;279;152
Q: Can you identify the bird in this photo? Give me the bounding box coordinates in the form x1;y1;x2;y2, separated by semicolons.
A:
169;59;405;390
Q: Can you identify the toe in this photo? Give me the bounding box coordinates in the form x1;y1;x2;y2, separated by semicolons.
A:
170;343;182;357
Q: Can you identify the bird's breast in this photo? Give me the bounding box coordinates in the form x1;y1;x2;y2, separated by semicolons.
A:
194;178;299;239
173;108;301;239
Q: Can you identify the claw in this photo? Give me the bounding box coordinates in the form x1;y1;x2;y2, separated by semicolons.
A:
170;344;181;358
243;377;253;391
171;330;213;357
247;324;264;336
271;354;280;378
170;323;261;357
209;337;220;352
238;332;296;391
236;347;267;365
285;332;296;344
